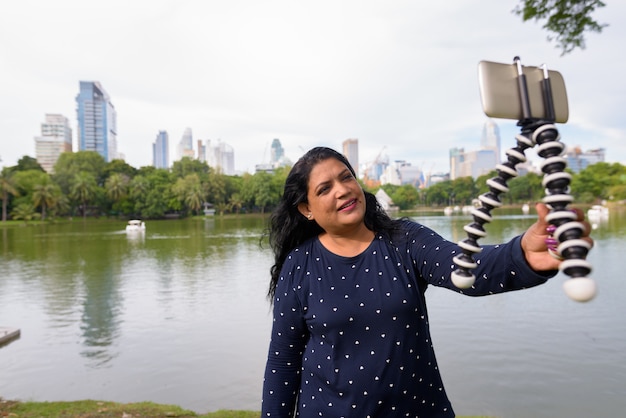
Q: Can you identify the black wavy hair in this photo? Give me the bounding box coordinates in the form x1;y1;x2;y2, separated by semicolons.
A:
267;146;402;300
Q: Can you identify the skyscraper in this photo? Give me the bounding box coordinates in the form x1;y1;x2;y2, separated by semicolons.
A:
342;138;359;177
206;139;235;175
481;119;501;163
75;81;118;162
177;127;194;160
153;130;169;169
270;138;284;165
34;114;73;173
449;119;501;180
197;139;206;162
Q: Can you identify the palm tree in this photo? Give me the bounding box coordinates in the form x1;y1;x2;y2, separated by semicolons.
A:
105;173;129;215
173;174;205;215
105;173;129;202
11;203;39;223
50;193;70;218
32;181;58;221
70;172;97;220
129;175;149;200
0;168;19;222
228;193;244;214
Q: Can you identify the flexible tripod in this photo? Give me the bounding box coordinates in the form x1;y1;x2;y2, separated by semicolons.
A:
450;57;596;302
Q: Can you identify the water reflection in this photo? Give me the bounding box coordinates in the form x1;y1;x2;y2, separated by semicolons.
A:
80;265;123;368
1;212;624;417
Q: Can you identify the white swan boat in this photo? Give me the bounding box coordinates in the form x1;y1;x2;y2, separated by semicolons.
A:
587;205;609;219
125;220;146;232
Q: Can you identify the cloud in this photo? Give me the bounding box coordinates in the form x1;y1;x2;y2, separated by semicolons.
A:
1;0;624;173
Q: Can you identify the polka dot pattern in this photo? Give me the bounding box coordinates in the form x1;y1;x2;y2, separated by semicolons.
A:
262;220;552;417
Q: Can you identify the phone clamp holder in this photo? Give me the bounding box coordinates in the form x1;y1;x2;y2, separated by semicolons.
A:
450;56;596;302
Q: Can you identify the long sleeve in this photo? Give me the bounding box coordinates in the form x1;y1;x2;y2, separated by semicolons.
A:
403;221;554;295
261;258;308;417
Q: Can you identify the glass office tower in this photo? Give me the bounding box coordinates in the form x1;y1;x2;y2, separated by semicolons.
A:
76;81;118;162
153;130;169;169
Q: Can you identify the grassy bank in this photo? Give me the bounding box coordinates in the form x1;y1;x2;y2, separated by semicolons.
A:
0;398;258;418
0;398;494;418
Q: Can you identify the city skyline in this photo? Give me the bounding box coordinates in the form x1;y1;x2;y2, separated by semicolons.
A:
21;111;614;180
1;1;625;174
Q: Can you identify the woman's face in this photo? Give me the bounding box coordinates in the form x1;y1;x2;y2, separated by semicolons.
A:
298;157;366;235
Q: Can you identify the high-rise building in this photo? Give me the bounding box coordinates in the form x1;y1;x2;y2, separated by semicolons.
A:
379;160;423;186
565;147;605;173
449;147;465;180
76;81;118;162
449;120;500;180
197;139;206;162
153;130;169;169
177;127;194;160
342;138;359;177
450;146;497;180
266;138;292;168
34;114;73;173
481;119;501;163
206;139;235;175
270;138;284;165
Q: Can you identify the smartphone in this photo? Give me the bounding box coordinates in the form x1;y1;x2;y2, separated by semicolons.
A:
478;60;569;123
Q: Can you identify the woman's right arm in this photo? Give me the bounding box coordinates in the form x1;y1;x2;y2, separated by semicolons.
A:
261;269;308;417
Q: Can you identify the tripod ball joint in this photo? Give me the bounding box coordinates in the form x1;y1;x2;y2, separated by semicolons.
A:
563;277;597;302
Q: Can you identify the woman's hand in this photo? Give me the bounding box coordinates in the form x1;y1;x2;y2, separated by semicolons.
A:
521;202;593;271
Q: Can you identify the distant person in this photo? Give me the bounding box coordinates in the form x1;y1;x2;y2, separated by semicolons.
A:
261;146;592;417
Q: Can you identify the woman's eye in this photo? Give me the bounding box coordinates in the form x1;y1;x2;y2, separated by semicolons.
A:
317;186;329;195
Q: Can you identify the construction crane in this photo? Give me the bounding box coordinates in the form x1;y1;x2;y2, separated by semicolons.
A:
362;146;387;189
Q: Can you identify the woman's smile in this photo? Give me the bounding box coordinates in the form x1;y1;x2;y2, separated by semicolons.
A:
338;198;358;212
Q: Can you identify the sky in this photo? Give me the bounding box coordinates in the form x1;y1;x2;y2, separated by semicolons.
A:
1;0;625;175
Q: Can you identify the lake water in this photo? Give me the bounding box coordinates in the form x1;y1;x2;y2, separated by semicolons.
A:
1;209;625;417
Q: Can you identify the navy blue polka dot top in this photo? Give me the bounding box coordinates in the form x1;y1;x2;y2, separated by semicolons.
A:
262;220;551;417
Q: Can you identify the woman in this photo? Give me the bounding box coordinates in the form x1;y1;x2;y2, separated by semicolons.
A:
262;146;591;417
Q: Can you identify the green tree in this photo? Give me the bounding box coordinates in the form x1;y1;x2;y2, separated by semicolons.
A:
0;168;20;221
32;179;59;220
507;172;543;203
138;170;177;218
388;184;420;210
129;175;149;200
171;157;209;179
205;168;227;208
103;159;138;179
424;180;452;207
14;156;44;172
450;177;477;206
105;173;130;202
11;203;39;223
105;173;131;216
571;162;626;202
514;0;607;55
252;172;275;214
11;170;50;215
127;170;175;219
607;184;626;201
53;151;106;195
173;173;205;215
70;172;98;220
49;192;70;218
228;192;244;214
239;171;277;213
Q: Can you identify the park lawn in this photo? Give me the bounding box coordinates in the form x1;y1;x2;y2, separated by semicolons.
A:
0;398;494;417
